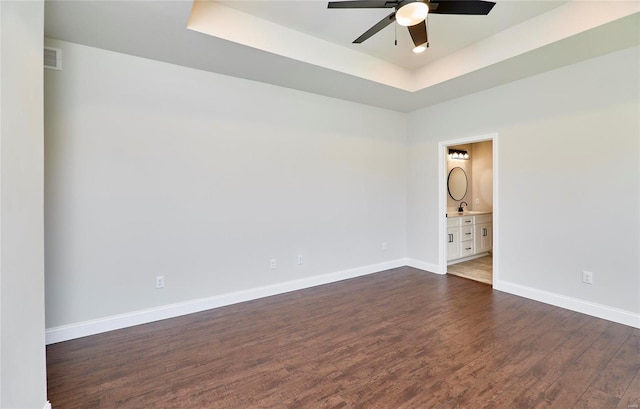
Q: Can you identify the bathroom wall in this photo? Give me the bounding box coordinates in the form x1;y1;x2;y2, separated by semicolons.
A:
446;141;493;213
471;140;493;212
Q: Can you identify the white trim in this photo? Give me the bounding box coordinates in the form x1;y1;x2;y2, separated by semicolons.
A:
494;280;640;329
492;135;500;285
45;259;639;344
45;259;406;344
438;142;447;275
44;401;52;409
406;258;442;275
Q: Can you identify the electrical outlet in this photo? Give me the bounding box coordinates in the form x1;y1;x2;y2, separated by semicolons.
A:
270;259;277;269
155;275;165;289
582;271;593;285
381;242;388;251
297;254;303;265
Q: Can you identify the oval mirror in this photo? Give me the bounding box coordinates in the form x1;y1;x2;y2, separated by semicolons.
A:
447;167;468;201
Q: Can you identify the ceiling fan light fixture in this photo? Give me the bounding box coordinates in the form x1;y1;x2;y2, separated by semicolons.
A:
396;1;428;27
413;43;427;53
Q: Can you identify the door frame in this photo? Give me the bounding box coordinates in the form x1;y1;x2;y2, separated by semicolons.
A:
438;133;499;287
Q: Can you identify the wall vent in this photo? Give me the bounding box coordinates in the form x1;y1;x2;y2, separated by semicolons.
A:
44;47;62;70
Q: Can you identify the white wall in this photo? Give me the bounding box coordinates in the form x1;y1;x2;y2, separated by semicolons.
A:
44;39;639;337
0;1;48;408
44;40;407;329
408;46;640;322
470;141;492;212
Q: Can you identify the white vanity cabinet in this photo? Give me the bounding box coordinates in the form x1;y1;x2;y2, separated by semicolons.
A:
474;214;492;254
447;219;460;260
460;225;474;257
447;213;492;262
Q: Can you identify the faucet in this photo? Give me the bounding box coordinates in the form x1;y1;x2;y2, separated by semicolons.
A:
458;201;468;213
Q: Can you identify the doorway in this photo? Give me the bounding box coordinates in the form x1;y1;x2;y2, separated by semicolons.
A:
438;134;498;287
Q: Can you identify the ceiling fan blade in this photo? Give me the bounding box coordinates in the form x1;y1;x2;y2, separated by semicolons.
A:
429;0;495;15
328;1;394;9
407;20;427;47
353;12;396;43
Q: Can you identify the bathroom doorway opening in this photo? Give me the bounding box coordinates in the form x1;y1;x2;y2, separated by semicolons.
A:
438;134;498;287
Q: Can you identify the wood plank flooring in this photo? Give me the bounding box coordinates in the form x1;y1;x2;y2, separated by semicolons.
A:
46;267;639;409
448;254;492;285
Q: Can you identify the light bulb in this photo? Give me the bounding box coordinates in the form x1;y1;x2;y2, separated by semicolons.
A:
463;153;469;159
413;44;427;54
396;1;428;27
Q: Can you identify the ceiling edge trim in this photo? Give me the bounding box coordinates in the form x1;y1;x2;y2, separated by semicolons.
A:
410;1;640;92
187;0;413;90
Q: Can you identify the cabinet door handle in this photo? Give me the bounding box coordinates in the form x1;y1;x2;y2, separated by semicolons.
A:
448;234;453;243
482;228;487;237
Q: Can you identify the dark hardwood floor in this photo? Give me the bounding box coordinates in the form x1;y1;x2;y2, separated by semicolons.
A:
46;267;639;408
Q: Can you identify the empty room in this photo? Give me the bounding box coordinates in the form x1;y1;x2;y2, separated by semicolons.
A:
1;0;639;408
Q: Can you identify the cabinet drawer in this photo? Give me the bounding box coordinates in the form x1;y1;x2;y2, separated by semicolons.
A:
447;217;461;228
460;241;474;256
460;216;474;226
474;214;492;224
460;226;473;242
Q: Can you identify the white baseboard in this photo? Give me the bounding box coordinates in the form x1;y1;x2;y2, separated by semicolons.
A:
45;259;406;344
44;401;52;409
45;260;639;344
405;258;442;274
494;279;640;329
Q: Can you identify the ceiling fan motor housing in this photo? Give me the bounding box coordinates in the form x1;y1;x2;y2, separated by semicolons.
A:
328;0;495;48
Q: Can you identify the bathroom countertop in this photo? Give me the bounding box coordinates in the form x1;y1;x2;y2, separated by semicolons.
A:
447;211;492;218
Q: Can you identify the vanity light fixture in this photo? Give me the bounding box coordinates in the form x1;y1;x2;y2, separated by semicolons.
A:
449;149;470;160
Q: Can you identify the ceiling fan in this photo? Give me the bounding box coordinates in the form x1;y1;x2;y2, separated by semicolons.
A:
327;0;496;53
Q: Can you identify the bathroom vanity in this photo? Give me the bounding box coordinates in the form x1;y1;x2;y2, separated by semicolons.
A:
447;212;492;263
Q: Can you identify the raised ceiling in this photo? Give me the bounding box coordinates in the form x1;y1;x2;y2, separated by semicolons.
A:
44;0;639;112
217;1;566;70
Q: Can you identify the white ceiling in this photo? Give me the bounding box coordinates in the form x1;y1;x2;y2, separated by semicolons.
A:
44;0;639;112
